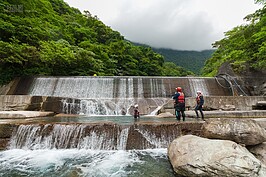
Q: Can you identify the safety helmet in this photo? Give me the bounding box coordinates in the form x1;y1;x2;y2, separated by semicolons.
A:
176;87;182;92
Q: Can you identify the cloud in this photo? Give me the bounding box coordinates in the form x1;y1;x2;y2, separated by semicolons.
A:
110;0;220;50
64;0;261;51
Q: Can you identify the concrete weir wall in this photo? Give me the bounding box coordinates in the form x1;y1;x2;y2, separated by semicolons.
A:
0;122;203;150
165;96;266;111
3;76;231;97
0;76;265;114
0;95;63;113
0;76;232;115
0;95;265;115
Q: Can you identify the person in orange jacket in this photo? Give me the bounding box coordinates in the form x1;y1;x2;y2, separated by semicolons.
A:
172;87;186;121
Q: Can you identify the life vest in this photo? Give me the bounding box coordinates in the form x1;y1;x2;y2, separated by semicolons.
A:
196;94;204;104
177;92;185;103
196;95;200;103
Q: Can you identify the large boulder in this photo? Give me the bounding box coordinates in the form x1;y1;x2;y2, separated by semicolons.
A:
248;142;266;166
168;135;266;177
201;118;266;146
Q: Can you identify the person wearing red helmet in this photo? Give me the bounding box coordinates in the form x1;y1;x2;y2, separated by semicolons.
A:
172;87;186;121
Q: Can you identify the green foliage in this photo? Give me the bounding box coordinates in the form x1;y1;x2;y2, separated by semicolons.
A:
0;0;193;85
162;62;194;76
152;48;214;75
202;3;266;76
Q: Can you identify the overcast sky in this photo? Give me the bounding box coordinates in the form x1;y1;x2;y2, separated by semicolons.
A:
64;0;261;51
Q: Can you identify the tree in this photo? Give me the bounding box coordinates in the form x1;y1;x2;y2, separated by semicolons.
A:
0;0;192;85
162;62;194;76
202;2;266;76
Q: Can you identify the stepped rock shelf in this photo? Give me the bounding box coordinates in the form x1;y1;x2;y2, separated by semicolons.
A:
0;120;203;150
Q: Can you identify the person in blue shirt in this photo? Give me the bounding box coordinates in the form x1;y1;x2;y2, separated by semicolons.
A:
172;87;186;121
195;91;204;120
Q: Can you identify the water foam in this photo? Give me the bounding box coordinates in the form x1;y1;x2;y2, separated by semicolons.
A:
0;148;173;176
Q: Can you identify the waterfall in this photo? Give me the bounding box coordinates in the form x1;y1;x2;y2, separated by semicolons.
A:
30;77;115;98
149;78;166;97
8;123;183;150
29;77;171;99
137;78;144;98
117;128;129;150
9;124;129;150
135;128;170;148
149;106;162;115
25;76;227;115
28;77;172;115
2;123;198;176
188;77;209;96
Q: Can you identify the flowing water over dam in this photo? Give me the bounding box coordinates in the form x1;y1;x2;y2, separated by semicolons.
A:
0;76;231;176
0;119;201;176
24;76;229;97
6;76;231;115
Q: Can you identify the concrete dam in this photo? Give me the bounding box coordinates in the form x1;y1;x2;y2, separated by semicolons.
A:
0;76;265;176
1;76;232;115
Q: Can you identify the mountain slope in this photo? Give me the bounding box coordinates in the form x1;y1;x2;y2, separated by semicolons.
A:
153;48;215;75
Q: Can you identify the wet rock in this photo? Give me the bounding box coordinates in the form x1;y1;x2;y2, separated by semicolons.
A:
0;139;10;150
253;101;266;110
254;118;266;129
156;112;174;118
0;124;16;150
248;142;266;166
220;104;236;111
0;111;55;118
201;118;266;146
168;135;266;177
0;124;16;138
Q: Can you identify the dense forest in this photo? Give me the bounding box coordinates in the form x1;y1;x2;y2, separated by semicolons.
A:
0;0;192;85
202;0;266;76
153;48;215;75
1;0;265;85
132;41;214;75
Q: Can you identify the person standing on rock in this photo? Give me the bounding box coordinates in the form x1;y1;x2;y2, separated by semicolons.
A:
195;91;204;120
172;87;186;121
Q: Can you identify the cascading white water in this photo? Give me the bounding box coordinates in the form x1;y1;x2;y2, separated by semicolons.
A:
9;124;85;149
29;77;170;115
27;76;217;115
9;124;177;151
134;128;175;148
30;77;115;98
117;128;129;150
29;77;57;96
1;76;219;176
114;77;135;115
137;78;144;98
149;78;166;97
0;147;172;176
188;77;209;96
1;120;181;176
9;124;130;150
